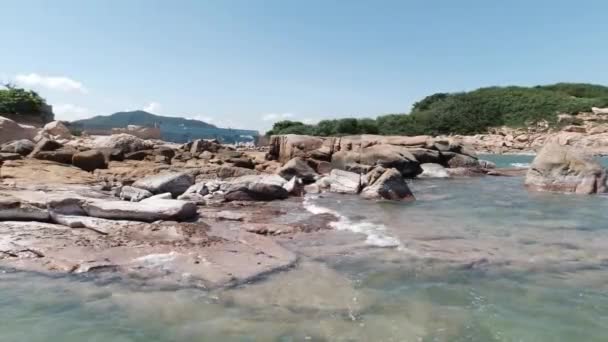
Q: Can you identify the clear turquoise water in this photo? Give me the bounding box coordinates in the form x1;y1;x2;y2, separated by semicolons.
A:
1;155;607;341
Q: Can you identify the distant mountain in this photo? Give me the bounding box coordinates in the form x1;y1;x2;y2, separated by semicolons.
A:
71;110;258;143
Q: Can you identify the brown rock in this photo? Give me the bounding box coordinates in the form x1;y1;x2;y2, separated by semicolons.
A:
72;150;108;172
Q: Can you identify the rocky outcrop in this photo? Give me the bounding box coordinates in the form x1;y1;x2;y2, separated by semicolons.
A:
41;121;72;140
525;143;607;194
277;157;318;183
360;167;414;200
132;172;194;197
322;169;361;194
0;116;38;144
268;135;325;163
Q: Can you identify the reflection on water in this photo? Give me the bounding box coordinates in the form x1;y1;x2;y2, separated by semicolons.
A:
1;155;608;341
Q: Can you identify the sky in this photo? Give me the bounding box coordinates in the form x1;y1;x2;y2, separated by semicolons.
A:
2;0;608;133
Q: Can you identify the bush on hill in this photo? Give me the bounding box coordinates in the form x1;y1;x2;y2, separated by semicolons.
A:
0;84;47;115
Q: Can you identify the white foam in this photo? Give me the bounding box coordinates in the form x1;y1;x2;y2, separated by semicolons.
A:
511;163;531;168
303;196;402;248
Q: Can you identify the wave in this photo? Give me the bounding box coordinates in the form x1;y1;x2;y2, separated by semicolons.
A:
511;162;531;168
303;196;402;248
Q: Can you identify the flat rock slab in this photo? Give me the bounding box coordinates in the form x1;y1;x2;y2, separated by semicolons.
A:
1;159;97;185
83;198;197;222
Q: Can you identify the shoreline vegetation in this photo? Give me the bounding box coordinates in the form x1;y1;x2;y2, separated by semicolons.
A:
266;83;608;137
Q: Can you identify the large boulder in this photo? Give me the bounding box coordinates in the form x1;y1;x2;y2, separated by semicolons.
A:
72;150;107;172
132;172;194;197
82;198;197;222
190;139;221;154
361;168;414;200
1;139;35;156
32;148;75;165
0;116;38;144
444;152;480;168
29;138;62;156
277;157;318;183
99;134;150;153
323;169;361;194
268;135;325;163
223;175;289;201
525;143;608;194
42;121;72;140
332;144;422;178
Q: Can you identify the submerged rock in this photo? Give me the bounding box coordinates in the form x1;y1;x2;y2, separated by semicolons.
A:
132;172;194;197
419;163;450;178
525;143;607;194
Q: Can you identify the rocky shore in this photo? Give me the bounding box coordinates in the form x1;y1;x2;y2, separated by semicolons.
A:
1;114;606;289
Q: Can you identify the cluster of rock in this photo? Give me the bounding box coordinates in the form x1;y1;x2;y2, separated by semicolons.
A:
456;108;608;155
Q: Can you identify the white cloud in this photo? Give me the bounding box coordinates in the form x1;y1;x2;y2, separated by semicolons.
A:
14;73;87;93
53;103;91;121
262;112;294;121
143;102;162;114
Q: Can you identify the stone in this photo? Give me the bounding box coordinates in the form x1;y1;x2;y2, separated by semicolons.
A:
99;134;149;153
307;159;332;174
30;138;62;156
132;172;194;197
223;175;289;201
283;176;304;196
1;139;35;156
326;169;361;194
478;159;497;169
0;159;97;185
360;168;414;200
562;125;586;133
82;198;197;222
154;146;176;159
409;148;442;164
148;192;173;200
277;157;318;183
444;152;480;168
226;157;254;169
199;151;214;160
190;139;221;154
419;163;450;178
268;135;325;163
0;153;22;162
217;166;258;179
119;186;153;202
0;116;38;144
32;148;75;165
177;183;210;203
72;150;107;172
591;107;608;115
42;121;72;139
525;143;608;194
0;196;49;221
96;148;125;162
125;150;152;161
332;144;422;178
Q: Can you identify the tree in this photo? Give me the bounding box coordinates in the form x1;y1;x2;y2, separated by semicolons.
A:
0;84;47;115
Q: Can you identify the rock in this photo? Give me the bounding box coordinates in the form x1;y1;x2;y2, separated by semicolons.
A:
268;135;325;163
154;146;176;159
0;196;49;221
199;151;214;160
124;150;152;161
154;154;171;164
132;172;194;197
343;162;373;174
42;121;72;139
283;176;304;196
525;143;607;194
444;152;480;168
277;157;318;183
119;186;153;202
148;192;173;200
177;183;210;203
591;107;608;115
409;148;442;164
217;166;258;179
96;148;125;162
332;144;422;178
562;125;587;133
303;183;322;194
0;159;97;185
325;169;361;194
0;153;22;162
30;138;62;156
307;159;332;174
99;134;149;153
1;139;35;156
0;116;38;144
226;157;254;169
82;198;197;222
360;168;414;200
190;139;221;154
224;175;289;201
72;150;107;172
32;148;75;165
419;163;450;178
478;159;497;169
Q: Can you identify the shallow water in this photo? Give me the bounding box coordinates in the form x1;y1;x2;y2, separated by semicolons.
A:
2;155;608;341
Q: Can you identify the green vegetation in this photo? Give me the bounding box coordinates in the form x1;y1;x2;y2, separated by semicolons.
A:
0;84;47;115
268;83;608;136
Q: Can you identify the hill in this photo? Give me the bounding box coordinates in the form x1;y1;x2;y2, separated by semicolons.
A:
267;83;608;136
72;110;258;144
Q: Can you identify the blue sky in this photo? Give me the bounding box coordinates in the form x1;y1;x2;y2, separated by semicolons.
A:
3;0;607;132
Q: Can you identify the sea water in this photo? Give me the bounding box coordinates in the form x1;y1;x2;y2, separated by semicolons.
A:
1;155;607;341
